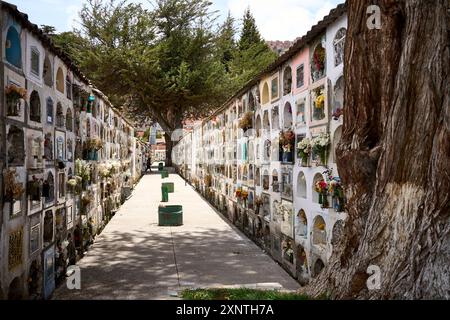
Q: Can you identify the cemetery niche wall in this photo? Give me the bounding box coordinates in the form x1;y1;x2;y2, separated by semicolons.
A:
173;4;348;284
0;2;147;299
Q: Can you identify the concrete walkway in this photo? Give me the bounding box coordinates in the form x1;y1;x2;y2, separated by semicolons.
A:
53;172;299;300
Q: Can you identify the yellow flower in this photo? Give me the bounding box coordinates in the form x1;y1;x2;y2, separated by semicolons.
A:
315;94;325;108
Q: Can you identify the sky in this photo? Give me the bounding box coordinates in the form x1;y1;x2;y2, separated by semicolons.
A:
8;0;343;41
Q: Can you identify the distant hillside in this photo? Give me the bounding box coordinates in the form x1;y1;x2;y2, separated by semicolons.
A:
267;40;293;56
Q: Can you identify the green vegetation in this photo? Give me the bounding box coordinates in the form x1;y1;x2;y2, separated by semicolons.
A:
181;288;313;300
49;0;276;164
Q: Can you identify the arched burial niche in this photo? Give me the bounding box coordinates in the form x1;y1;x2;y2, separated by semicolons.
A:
311;42;326;82
66;108;73;131
296;209;308;238
28;260;40;298
255;114;262;137
283;66;292;95
312;172;325;203
261;82;270;105
5;26;22;68
56;67;64;94
312;258;325;277
297;171;307;198
43;55;53;86
255;167;261;186
296;246;309;285
263;111;270;133
272;169;279;192
43;172;55;204
332;76;344;119
333;27;346;67
29;90;41;122
248;92;255;111
7;126;25;165
332;125;342;163
8;277;23;300
271;106;279;130
43;210;54;245
283;102;293;129
312;215;327;246
56;102;64;128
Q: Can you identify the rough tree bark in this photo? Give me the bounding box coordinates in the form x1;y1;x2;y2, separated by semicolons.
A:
307;0;449;299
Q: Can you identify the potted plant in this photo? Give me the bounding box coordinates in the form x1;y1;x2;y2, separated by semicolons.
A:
279;130;295;162
311;132;330;166
238;112;253;132
5;84;27;116
297;138;312;166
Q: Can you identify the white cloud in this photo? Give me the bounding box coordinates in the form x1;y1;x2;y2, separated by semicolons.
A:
226;0;342;40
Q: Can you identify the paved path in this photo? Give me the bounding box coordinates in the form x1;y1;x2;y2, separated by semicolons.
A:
54;172;299;299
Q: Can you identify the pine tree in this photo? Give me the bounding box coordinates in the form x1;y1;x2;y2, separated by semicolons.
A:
238;7;263;51
217;12;236;72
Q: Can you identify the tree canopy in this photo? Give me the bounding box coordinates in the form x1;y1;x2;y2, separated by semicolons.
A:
51;0;276;163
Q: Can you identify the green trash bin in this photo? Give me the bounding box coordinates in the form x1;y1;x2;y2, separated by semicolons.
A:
161;170;169;178
158;205;183;226
161;185;169;202
162;182;174;193
158;162;164;171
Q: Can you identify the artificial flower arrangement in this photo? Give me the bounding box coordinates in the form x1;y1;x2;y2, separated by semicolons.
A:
98;163;111;178
332;107;343;120
81;191;94;208
235;187;242;198
241;189;249;200
86;137;104;151
67;178;78;188
204;174;212;187
5;84;27;100
238;111;253;131
325;169;345;212
311;132;330;165
75;159;91;188
3;169;25;202
279;130;295;152
314;179;330;208
297;138;312;165
314;88;325;109
313;45;326;72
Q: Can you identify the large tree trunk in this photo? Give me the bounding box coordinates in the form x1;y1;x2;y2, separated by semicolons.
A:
307;0;449;299
165;132;173;167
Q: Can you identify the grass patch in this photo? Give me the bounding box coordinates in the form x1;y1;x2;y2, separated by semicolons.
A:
181;288;313;300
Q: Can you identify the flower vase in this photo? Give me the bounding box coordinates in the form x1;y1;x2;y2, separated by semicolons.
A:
319;149;328;166
301;155;309;167
322;192;330;208
318;193;323;205
283;151;293;163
